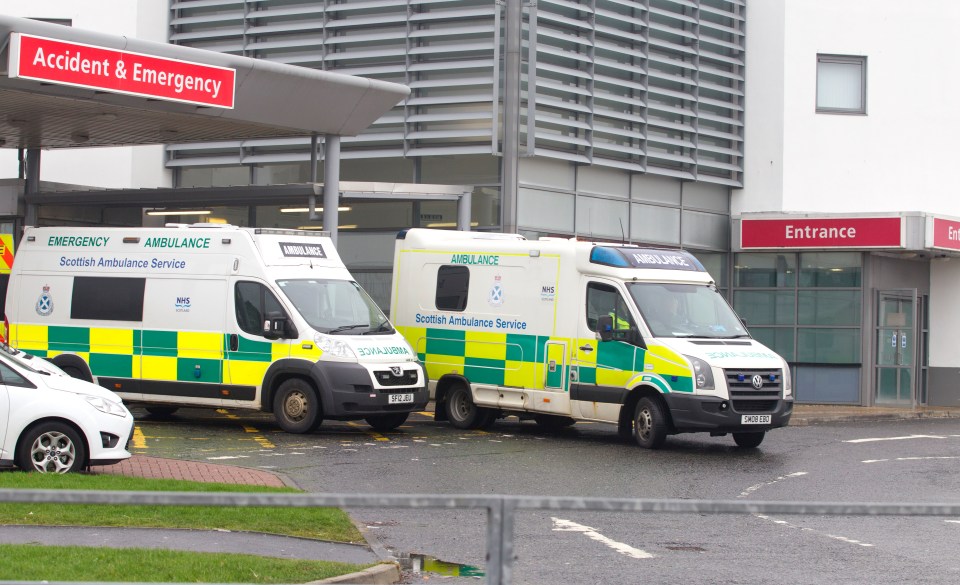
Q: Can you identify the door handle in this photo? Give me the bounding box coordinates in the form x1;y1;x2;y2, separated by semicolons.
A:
229;334;239;352
579;345;594;352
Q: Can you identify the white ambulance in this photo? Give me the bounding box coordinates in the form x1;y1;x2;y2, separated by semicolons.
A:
391;228;793;449
5;225;427;433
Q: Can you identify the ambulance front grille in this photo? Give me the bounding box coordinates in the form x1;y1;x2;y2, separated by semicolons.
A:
724;368;782;413
373;369;419;387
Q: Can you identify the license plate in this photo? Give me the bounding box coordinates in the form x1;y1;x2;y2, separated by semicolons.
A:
388;393;414;404
741;414;771;425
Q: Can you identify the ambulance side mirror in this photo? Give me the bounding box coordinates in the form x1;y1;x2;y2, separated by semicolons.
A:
597;315;614;342
263;311;293;340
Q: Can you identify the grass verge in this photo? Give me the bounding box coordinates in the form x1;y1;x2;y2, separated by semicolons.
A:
0;472;375;582
0;472;363;542
0;544;371;584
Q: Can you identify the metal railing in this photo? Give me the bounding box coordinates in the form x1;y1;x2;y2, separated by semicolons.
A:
2;489;959;585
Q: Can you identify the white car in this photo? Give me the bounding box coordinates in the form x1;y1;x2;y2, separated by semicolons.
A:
0;345;133;473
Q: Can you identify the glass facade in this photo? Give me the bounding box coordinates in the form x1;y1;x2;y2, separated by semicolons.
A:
733;252;864;403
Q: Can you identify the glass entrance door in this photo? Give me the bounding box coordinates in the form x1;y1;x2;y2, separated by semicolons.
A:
875;290;916;406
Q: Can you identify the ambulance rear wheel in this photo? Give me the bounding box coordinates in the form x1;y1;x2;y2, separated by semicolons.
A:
274;379;321;434
445;386;483;430
365;412;409;432
633;397;668;449
733;431;765;449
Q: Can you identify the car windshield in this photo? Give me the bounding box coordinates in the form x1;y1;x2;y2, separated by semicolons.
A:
276;278;393;335
626;282;749;339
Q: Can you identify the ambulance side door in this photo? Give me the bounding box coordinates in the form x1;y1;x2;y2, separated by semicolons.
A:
224;279;291;404
571;278;643;422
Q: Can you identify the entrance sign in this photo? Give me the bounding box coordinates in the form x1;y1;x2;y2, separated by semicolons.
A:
927;217;960;251
741;217;903;249
8;33;235;109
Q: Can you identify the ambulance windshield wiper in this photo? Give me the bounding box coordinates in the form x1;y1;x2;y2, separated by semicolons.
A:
327;324;367;334
362;321;394;335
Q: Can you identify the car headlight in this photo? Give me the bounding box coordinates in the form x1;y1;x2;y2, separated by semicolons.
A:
84;395;128;417
314;333;357;359
683;354;715;390
782;360;793;398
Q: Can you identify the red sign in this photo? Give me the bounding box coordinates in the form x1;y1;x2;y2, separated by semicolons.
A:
741;217;903;249
931;217;960;251
8;33;235;109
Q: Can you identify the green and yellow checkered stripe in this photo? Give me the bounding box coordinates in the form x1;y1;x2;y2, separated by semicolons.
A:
398;326;694;393
10;323;321;386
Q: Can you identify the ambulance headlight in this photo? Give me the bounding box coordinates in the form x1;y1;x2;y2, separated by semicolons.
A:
782;359;793;398
683;354;715;390
314;334;357;359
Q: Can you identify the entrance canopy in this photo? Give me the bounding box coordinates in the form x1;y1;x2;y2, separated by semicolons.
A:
0;15;409;149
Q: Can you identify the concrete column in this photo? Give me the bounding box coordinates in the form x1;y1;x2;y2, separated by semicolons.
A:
24;148;40;227
309;133;320;221
458;190;473;231
501;0;522;233
323;135;341;245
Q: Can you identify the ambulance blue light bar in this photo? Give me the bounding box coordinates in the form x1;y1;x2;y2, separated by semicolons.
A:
589;246;705;272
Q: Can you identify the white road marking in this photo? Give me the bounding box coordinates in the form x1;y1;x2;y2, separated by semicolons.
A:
740;472;874;548
206;455;250;460
945;520;960;525
738;472;807;498
551;517;654;559
863;456;960;464
844;435;946;443
754;515;874;547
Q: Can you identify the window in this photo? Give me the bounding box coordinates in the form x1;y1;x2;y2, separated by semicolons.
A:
816;54;867;114
71;277;145;321
0;361;32;388
435;266;469;311
234;281;286;336
586;282;636;337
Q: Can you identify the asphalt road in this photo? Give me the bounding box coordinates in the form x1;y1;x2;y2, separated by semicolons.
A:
131;408;960;584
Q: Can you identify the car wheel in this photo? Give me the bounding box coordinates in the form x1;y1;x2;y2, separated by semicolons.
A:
16;422;87;473
273;379;321;434
633;397;669;449
445;385;484;429
365;412;410;432
533;414;576;431
145;406;179;417
733;431;765;449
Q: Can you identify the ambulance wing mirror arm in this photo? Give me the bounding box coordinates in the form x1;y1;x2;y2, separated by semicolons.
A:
597;315;614;342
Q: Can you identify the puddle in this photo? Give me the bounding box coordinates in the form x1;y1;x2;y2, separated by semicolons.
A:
402;553;485;578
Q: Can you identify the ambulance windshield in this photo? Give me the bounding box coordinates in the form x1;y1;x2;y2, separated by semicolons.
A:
627;283;749;339
276;279;393;335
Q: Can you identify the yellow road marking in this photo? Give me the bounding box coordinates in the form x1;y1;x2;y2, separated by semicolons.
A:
217;409;275;448
347;421;390;441
132;426;148;450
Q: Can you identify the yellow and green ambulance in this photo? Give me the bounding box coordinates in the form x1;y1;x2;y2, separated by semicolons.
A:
390;228;792;449
5;225;426;433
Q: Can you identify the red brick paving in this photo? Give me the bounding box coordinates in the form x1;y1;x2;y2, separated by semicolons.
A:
90;455;288;488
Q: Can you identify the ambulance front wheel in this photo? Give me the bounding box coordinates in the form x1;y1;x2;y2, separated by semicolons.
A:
274;379;322;434
365;412;409;432
633;397;669;449
732;431;765;449
445;385;487;430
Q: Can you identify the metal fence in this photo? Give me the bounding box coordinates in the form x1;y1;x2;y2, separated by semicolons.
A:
2;489;959;585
